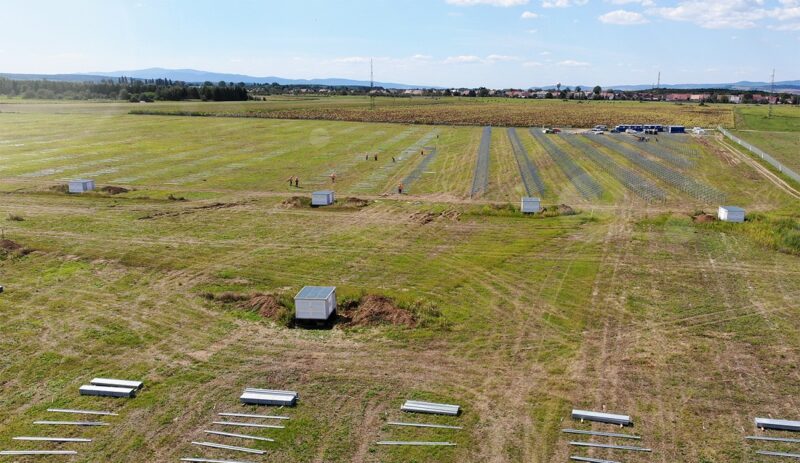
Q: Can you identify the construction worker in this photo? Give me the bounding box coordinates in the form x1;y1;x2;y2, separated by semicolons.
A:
330;173;336;183
374;154;378;161
294;177;299;188
365;153;369;161
392;156;396;163
398;182;404;195
287;176;294;187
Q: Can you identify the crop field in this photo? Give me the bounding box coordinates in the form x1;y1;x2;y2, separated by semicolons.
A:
1;102;800;463
0;97;734;128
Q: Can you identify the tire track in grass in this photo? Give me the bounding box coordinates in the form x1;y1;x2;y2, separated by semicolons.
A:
529;129;600;199
507;128;546;196
470;126;491;198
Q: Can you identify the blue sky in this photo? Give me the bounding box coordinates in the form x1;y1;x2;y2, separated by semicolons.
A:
1;0;798;88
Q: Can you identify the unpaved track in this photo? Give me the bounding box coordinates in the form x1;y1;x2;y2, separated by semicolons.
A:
716;135;800;200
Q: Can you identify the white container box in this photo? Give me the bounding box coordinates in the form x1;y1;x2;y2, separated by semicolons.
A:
718;206;745;223
521;197;542;214
311;190;335;206
294;286;336;320
68;179;95;193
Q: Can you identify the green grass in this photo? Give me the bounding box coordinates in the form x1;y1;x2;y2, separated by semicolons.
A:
0;101;799;462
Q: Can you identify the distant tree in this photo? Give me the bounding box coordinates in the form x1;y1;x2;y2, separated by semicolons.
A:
118;89;130;100
477;87;489;97
545;91;553;99
593;85;602;95
556;82;561;93
575;86;581;93
444;89;452;96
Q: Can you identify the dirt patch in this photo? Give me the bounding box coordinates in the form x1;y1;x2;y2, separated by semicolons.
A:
410;210;461;225
541;204;576;217
0;240;23;252
693;213;717;223
0;239;32;257
342;197;370;208
139;201;250;220
240;293;285;318
280;196;311;209
339;294;417;328
100;186;129;195
49;184;69;193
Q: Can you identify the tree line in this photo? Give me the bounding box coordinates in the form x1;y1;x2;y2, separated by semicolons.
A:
0;77;249;101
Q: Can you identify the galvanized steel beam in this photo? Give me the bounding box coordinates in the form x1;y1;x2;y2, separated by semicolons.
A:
47;408;118;416
756;450;800;459
190;441;266;455
562;429;641;440
570;456;622;463
204;430;275;442
569;441;651;452
218;412;289;420
13;437;91;443
376;441;456;446
387;422;462;430
0;450;78;455
747;436;800;444
33;421;108;426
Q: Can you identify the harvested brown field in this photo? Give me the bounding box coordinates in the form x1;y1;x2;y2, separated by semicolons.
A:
130;98;734;128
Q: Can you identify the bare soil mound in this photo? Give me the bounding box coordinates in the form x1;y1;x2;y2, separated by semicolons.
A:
0;239;22;251
410;210;461;225
693;213;716;223
240;293;285;318
280;196;311;208
100;186;129;195
341;294;416;328
49;184;69;193
541;204;576;217
343;197;370;208
0;239;32;256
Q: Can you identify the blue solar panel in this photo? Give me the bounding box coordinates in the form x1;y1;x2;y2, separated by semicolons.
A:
295;286;335;300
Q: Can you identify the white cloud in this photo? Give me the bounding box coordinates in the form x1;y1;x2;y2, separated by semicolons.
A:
770;22;800;30
446;0;529;6
487;54;521;61
599;9;649;24
521;10;539;18
608;0;654;5
542;0;588;7
557;59;590;66
654;0;800;29
540;51;552;55
523;61;544;67
332;56;371;64
411;54;433;60
444;55;483;64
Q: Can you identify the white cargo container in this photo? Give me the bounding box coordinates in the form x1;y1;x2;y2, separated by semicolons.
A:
68;179;95;193
294;286;336;320
311;190;335;206
521;197;541;214
718;206;745;223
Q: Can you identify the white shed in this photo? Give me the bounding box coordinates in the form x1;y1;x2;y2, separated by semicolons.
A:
718;206;745;223
521;197;542;214
312;190;335;206
68;179;95;193
294;286;336;320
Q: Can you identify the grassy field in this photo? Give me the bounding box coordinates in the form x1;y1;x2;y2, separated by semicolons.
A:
1;102;799;463
732;105;800;175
